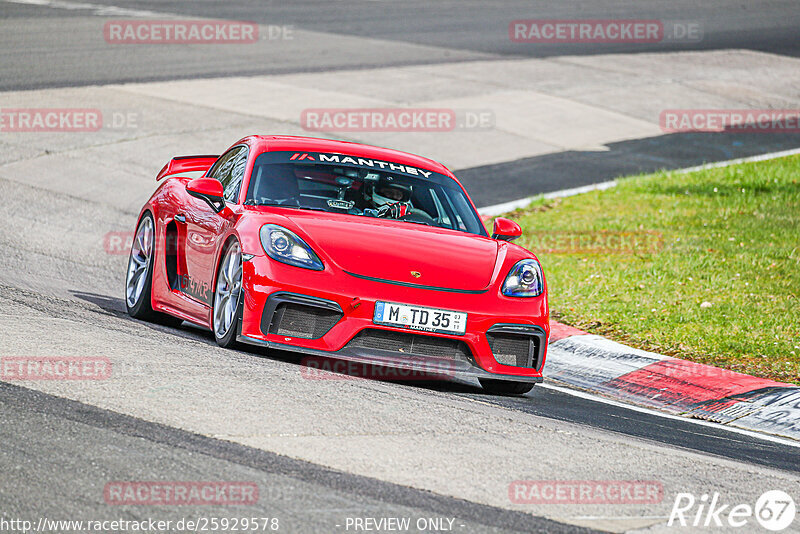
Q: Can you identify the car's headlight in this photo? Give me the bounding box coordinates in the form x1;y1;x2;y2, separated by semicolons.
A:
502;259;543;297
259;224;323;271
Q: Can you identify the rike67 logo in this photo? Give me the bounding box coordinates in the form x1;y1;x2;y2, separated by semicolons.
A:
669;490;796;531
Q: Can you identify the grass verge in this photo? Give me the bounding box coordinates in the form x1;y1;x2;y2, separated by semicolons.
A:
508;155;800;384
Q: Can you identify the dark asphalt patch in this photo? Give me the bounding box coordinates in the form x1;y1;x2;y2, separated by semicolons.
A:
457;132;800;207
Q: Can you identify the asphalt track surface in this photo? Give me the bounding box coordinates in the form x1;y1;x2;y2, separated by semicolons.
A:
0;382;591;534
2;1;800;532
2;0;800;91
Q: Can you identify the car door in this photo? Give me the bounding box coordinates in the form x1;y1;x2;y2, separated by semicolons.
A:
180;145;248;306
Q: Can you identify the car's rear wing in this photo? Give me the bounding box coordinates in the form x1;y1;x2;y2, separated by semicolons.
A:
156;155;219;181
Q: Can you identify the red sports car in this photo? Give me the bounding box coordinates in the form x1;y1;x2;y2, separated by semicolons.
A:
125;136;548;394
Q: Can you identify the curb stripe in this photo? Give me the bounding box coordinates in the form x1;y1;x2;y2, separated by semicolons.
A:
549;321;587;341
545;335;668;392
602;359;791;412
687;386;794;423
545;322;800;440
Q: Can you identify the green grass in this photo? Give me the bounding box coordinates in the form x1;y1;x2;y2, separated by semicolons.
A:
506;155;800;384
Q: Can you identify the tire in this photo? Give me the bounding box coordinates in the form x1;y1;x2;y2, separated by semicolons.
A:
212;240;243;348
479;378;535;396
125;212;182;327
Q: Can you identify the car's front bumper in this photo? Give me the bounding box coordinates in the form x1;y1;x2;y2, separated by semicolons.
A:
237;256;549;383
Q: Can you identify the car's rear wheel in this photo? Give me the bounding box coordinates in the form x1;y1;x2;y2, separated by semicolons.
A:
125;213;182;326
479;378;535;396
213;240;243;348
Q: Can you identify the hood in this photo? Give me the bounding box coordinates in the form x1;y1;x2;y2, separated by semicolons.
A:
285;212;498;291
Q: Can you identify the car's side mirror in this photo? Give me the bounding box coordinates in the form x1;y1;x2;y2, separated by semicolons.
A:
186;178;225;213
492;217;522;242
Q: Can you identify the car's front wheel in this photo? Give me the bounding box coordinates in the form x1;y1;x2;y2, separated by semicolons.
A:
213;240;243;348
479;378;535;396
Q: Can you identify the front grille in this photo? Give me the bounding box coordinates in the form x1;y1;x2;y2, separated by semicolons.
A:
487;332;541;369
345;329;471;361
273;303;341;339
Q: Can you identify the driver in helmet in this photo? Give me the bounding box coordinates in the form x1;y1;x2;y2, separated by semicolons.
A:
368;181;412;218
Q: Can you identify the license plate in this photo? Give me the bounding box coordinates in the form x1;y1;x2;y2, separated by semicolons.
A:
373;301;467;335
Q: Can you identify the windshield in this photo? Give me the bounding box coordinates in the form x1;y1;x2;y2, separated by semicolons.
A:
245;151;487;236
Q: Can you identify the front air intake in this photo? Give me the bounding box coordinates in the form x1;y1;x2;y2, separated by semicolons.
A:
486;325;545;370
261;293;343;340
344;329;472;362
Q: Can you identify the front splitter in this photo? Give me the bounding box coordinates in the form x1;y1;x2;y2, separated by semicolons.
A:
237;334;543;384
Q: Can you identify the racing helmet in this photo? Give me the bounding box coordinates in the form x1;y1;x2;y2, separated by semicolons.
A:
372;182;412;207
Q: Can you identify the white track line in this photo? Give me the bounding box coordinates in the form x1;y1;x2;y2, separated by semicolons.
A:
478;181;617;217
675;146;800;173
539;382;800;449
477;147;800;216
